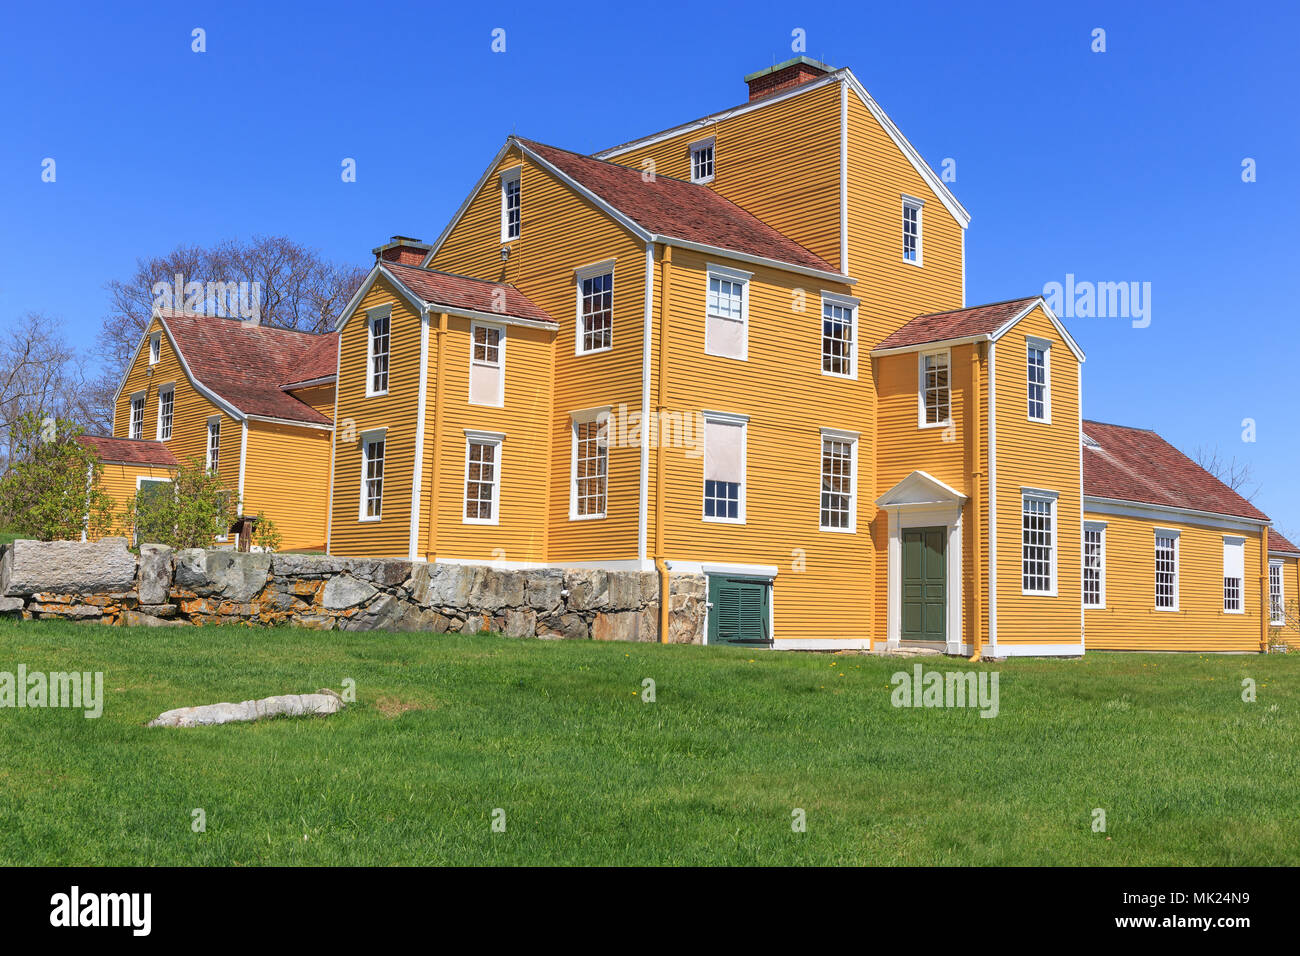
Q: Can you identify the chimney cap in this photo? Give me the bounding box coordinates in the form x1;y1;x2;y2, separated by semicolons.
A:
372;235;432;259
742;56;835;84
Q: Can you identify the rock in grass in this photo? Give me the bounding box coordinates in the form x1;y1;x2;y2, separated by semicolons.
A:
147;688;344;728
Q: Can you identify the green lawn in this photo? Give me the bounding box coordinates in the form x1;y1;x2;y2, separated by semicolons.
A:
0;619;1296;865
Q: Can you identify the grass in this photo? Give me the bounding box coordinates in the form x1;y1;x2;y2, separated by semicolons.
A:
1;619;1297;866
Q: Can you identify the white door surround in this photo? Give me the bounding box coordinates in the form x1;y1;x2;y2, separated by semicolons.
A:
877;471;966;655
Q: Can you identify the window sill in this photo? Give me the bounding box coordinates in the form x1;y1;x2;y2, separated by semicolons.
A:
463;518;499;527
1021;589;1057;597
576;345;614;357
358;516;382;523
1027;415;1052;425
917;420;952;431
569;513;607;522
902;257;923;268
365;391;390;399
819;525;856;534
703;516;745;525
821;370;857;381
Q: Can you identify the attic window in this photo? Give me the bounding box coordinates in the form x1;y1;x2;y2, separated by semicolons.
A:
500;168;521;242
149;333;161;365
690;137;715;184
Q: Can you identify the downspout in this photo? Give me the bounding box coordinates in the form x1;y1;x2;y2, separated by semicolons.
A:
656;244;673;643
968;342;984;661
1261;525;1270;653
425;311;449;561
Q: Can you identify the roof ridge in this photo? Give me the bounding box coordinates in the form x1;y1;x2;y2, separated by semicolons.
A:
915;295;1039;319
385;260;523;291
517;136;702;188
1082;419;1157;434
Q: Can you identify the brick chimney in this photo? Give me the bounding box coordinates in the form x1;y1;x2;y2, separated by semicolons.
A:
372;236;432;266
743;56;835;102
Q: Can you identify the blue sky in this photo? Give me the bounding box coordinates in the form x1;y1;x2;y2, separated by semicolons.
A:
1;0;1297;528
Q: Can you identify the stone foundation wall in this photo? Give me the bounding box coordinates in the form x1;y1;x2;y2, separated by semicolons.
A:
0;539;708;644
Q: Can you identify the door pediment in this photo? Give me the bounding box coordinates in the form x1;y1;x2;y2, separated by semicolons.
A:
876;470;967;510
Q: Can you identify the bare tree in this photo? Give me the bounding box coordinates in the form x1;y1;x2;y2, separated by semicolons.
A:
0;313;90;466
1194;445;1261;501
97;235;366;398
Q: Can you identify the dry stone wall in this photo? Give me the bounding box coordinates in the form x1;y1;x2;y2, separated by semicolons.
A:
0;539;708;644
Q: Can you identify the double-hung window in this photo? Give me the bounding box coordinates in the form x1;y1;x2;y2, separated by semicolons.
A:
821;293;857;378
702;411;747;523
570;409;608;519
1027;337;1050;422
819;429;858;532
129;393;145;440
1270;560;1285;625
1223;536;1245;613
206;417;221;472
919;350;951;426
902;196;923;264
1084;521;1106;608
705;265;750;360
1021;489;1057;594
1154;530;1180;610
464;431;504;524
157;385;174;441
360;429;386;520
367;307;390;396
469;322;505;406
575;262;614;354
149;332;161;365
690;136;715;184
500;168;521;242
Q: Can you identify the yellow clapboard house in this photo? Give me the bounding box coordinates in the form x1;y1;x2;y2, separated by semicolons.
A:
106;56;1280;654
103;309;337;551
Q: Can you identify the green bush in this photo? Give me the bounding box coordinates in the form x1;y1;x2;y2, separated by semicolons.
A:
127;455;239;549
0;413;116;541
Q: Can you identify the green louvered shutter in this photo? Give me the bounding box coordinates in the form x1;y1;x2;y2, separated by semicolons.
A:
707;575;771;646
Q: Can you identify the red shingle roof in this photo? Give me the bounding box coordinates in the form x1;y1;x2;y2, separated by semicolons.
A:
1082;420;1268;522
283;333;339;387
158;311;335;425
1269;529;1300;555
78;435;178;467
382;262;554;323
516;138;837;275
875;297;1041;351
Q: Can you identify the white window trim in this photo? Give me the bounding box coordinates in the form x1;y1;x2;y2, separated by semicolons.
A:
901;194;924;267
569;406;611;521
462;430;505;526
820;291;859;380
1270;559;1285;625
1021;487;1059;596
704;263;751;361
916;348;952;429
468;320;506;407
205;415;221;471
819;427;859;533
701;410;748;525
1223;535;1246;615
155;383;175;441
129;391;146;440
1153;527;1181;611
148;333;161;366
1026;335;1052;424
500;166;521;243
365;305;391;398
574;259;616;356
689;135;716;184
357;427;387;523
1084;519;1107;609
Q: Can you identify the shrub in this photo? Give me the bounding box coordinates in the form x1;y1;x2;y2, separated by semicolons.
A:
127;455;239;549
0;413;116;541
250;512;282;552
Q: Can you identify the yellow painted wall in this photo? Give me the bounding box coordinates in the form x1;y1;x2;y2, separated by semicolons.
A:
655;249;868;639
992;306;1083;646
431;145;647;563
872;342;987;646
242;420;332;552
329;276;423;557
1086;513;1266;652
608;80;843;270
289;383;336;419
425;316;553;563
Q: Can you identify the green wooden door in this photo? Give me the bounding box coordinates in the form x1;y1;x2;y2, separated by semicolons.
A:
901;527;946;642
707;575;771;646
